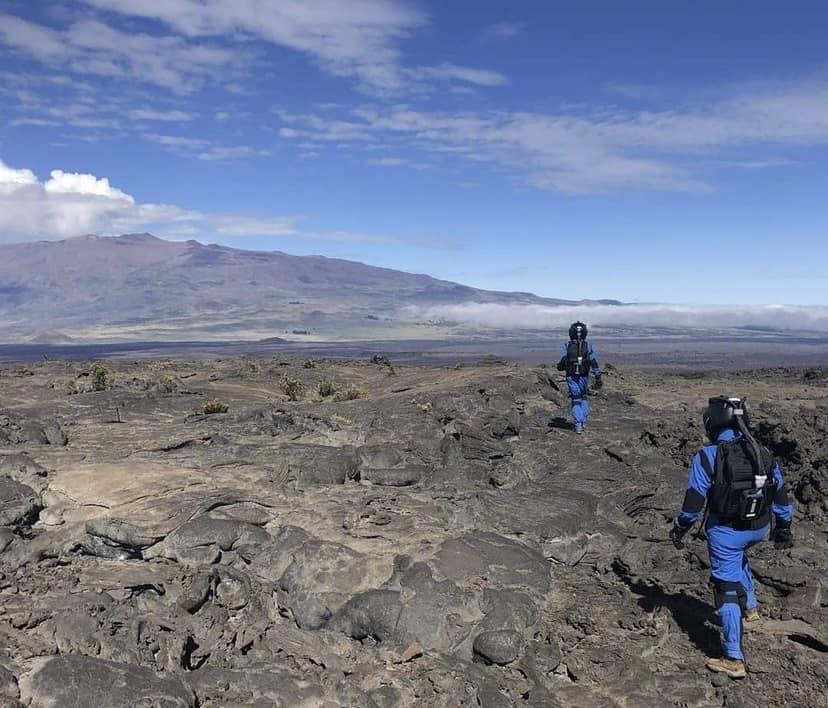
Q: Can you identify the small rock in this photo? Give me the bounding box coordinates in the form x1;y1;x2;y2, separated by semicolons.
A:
473;630;524;665
397;641;423;663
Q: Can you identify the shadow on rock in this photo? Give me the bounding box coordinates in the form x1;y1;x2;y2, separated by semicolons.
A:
612;559;720;657
547;416;572;431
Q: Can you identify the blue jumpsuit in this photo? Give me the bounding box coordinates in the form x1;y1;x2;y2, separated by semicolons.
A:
559;341;600;431
674;429;794;661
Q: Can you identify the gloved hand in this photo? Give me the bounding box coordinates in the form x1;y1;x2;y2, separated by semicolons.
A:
669;522;690;549
771;522;793;550
593;374;603;389
556;357;566;371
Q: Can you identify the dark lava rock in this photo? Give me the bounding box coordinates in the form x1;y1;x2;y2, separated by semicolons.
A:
0;663;18;703
360;466;424;486
433;532;551;593
161;515;272;563
279;539;385;629
18;655;196;707
0;453;47;493
0;477;40;527
277;443;359;486
473;629;524;665
16;422;49;445
43;422;68;446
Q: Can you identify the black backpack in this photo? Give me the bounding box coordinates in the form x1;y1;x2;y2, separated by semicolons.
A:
699;437;776;528
565;340;591;377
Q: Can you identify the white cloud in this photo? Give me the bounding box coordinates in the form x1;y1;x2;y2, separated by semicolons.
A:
143;134;267;161
128;108;195;122
0;157;416;245
144;133;210;150
406;302;828;333
279;74;828;192
196;146;270;161
413;63;508;87
72;0;506;94
79;0;424;91
0;14;237;93
0;162;37;192
44;170;135;201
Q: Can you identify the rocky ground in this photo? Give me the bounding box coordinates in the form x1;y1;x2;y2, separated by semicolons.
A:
0;356;825;707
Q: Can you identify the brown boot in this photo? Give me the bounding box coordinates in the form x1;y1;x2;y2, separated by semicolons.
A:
743;608;762;630
706;657;747;679
743;608;760;621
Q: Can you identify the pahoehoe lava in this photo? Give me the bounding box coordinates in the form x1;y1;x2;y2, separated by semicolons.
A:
0;357;825;707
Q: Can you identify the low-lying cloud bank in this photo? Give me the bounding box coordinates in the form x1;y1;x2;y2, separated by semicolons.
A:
407;303;828;334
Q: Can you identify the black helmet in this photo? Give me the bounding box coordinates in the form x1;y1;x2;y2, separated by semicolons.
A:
569;321;588;340
703;396;750;441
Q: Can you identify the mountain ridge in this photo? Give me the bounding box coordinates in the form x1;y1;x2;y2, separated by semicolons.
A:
0;233;621;342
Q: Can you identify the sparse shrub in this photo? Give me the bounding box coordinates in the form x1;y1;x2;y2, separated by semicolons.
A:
331;414;352;426
317;379;337;398
202;399;229;414
280;374;305;401
90;363;111;391
416;401;433;413
65;378;79;395
332;384;364;402
303;359;317;369
156;374;178;393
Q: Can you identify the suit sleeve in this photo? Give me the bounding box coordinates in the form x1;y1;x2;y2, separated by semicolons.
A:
770;463;794;524
675;450;713;529
556;342;567;371
588;342;601;376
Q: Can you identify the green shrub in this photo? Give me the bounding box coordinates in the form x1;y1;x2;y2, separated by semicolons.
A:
317;379;337;398
332;384;364;402
415;401;433;413
280;374;305;401
90;363;111;391
202;399;229;414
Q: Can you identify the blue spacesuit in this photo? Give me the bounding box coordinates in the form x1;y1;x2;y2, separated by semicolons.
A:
671;397;794;675
557;321;601;434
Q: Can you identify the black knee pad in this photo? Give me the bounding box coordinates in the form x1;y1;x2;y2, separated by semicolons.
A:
712;580;747;610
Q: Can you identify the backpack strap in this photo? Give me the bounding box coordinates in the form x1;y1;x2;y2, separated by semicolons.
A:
698;447;715;478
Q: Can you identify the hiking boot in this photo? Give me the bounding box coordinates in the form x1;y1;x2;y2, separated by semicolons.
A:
743;608;762;631
574;424;584;434
706;657;746;679
743;608;761;623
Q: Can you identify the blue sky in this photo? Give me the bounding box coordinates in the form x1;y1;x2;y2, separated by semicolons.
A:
0;1;826;306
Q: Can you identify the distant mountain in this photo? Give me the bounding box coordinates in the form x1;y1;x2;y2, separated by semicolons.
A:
0;234;619;342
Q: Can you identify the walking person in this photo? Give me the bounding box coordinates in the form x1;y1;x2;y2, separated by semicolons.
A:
670;396;794;678
556;321;602;434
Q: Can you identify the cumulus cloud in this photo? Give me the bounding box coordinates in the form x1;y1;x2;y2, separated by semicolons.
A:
406;302;828;333
0;157;416;244
44;170;134;201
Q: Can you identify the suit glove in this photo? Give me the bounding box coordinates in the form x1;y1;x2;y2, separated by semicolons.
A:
593;374;603;389
669;522;690;549
771;522;793;550
556;357;566;371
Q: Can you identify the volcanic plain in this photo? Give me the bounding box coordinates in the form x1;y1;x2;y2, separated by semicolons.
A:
0;356;825;707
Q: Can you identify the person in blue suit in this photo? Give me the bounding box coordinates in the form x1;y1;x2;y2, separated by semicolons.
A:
670;396;794;678
556;321;601;434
